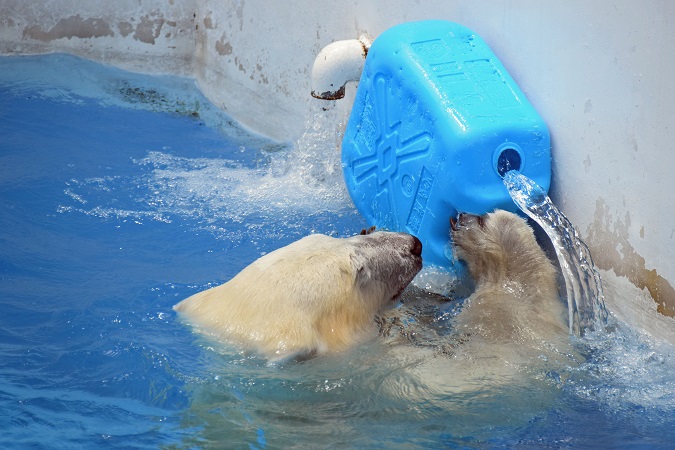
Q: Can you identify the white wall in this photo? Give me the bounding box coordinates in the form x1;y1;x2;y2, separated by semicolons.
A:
2;0;674;319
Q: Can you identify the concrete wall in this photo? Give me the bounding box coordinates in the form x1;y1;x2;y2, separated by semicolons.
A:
0;1;197;74
2;1;674;319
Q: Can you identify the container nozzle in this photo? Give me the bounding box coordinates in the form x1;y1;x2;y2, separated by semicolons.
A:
496;147;522;177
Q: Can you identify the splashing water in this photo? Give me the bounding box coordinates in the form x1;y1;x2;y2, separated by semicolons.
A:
503;171;608;335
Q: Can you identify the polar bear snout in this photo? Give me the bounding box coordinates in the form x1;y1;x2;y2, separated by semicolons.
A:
369;231;423;268
410;235;423;257
351;231;423;299
451;213;485;232
401;233;423;274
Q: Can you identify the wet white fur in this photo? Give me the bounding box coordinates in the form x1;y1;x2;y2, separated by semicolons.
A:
383;210;571;394
452;210;567;347
174;232;422;363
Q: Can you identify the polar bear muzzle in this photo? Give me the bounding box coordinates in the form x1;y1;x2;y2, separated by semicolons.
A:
350;231;423;302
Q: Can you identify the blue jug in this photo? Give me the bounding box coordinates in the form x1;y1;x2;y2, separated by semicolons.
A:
342;20;551;269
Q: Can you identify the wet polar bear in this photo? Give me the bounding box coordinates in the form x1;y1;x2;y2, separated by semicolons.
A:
174;231;422;363
381;210;571;395
450;209;568;350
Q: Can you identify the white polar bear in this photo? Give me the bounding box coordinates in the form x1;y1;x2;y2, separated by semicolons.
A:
174;231;423;362
445;210;571;381
450;209;567;347
377;210;572;395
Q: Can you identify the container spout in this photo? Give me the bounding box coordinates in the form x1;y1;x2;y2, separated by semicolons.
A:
311;36;371;100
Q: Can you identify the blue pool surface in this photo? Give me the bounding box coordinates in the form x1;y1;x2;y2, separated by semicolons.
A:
1;54;675;449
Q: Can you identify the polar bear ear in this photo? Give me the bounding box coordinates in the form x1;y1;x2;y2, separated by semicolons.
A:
354;262;372;284
359;226;376;235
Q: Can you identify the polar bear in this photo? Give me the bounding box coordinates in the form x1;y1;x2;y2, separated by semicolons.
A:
174;231;423;362
448;209;569;370
375;210;571;395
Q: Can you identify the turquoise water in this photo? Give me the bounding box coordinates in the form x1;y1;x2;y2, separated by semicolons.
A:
2;54;675;449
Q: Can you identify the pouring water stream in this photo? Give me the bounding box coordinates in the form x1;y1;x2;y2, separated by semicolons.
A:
502;170;609;335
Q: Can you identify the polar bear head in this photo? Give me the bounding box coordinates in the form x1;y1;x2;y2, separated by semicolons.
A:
174;230;423;361
450;209;556;287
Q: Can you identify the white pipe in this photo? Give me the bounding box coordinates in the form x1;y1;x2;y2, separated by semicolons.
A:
311;35;372;100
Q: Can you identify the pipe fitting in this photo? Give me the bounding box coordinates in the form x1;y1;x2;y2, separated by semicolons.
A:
311;35;371;100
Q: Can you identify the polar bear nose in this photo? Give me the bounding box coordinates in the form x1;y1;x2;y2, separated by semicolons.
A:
411;236;423;257
457;213;485;228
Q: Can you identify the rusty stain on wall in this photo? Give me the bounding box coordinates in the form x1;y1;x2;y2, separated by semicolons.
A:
587;198;675;317
233;56;246;74
207;18;267;86
19;13;181;47
22;15;114;42
255;63;269;84
118;22;134;38
234;1;245;31
133;14;175;45
216;33;233;56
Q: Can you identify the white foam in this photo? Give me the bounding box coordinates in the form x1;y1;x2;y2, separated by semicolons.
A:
58;100;358;244
138;102;352;222
560;269;675;415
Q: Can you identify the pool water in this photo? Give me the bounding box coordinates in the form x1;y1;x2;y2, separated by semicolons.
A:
1;54;675;449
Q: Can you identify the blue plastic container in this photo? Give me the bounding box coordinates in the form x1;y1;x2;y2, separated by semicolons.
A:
342;20;551;268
